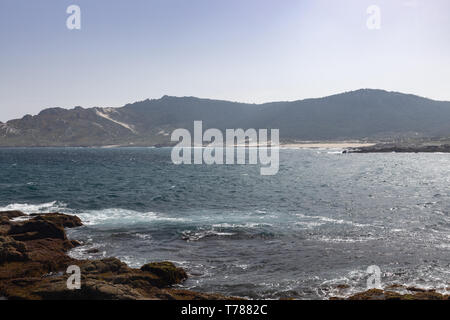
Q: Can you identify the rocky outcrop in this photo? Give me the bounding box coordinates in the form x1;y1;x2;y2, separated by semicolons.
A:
0;211;26;220
0;211;25;226
8;219;67;241
0;210;228;300
141;262;188;285
0;236;29;263
29;213;83;228
348;143;450;153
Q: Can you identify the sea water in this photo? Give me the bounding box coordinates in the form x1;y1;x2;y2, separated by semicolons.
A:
0;147;448;299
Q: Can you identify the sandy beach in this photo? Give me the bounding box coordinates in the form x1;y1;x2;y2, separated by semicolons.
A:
280;142;376;149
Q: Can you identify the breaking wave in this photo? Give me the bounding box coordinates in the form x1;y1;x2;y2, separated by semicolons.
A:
0;201;68;214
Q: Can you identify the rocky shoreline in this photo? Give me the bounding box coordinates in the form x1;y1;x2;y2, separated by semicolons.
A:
0;210;228;300
347;143;450;153
0;211;448;300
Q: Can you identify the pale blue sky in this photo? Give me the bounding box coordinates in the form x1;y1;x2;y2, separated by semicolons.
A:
0;0;449;121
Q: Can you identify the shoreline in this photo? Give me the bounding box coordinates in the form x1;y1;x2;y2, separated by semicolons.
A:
1;210;448;300
280;142;375;149
348;143;450;153
0;210;230;300
0;142;376;149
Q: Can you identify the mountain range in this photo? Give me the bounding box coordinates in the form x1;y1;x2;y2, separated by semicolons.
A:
1;89;450;147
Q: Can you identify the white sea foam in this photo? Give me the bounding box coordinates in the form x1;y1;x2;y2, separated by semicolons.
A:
180;221;274;241
316;236;379;243
0;202;187;227
294;221;325;229
181;229;236;241
75;208;187;226
0;201;68;214
211;222;273;229
294;213;371;228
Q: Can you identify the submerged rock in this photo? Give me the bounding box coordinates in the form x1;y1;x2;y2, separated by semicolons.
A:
85;248;99;254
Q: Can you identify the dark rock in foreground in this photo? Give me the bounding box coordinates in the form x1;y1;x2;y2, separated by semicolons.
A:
0;236;29;263
0;211;229;300
141;261;188;285
29;212;83;228
346;288;449;300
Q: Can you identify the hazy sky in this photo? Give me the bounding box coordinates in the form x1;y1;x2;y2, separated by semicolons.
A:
1;0;449;121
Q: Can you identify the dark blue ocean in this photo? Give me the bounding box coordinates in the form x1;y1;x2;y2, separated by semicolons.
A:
0;147;449;299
